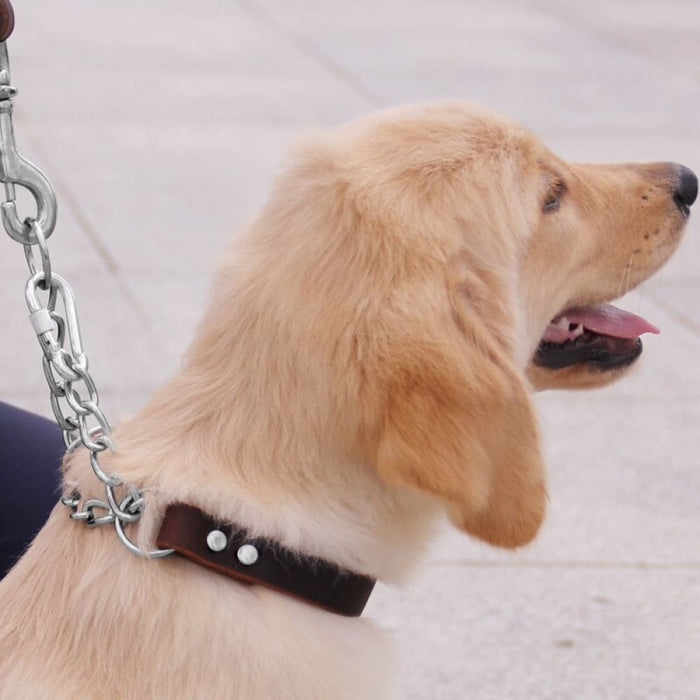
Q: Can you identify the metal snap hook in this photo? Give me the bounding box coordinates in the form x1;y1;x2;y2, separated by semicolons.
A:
0;41;57;244
1;170;58;244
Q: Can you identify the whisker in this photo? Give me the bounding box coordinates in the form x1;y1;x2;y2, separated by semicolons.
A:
618;254;635;297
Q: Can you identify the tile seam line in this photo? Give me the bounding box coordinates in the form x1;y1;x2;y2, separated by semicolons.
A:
523;0;700;86
13;112;120;274
233;0;383;108
430;559;700;570
11;110;168;353
640;287;700;339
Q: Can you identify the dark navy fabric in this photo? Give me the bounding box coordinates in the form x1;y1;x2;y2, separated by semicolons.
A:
0;402;64;578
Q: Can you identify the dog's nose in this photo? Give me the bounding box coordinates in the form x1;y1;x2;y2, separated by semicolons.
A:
674;165;698;210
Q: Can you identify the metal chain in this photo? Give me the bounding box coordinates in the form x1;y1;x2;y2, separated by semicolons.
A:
0;40;172;558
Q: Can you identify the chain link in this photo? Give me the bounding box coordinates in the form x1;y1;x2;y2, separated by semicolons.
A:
0;40;172;558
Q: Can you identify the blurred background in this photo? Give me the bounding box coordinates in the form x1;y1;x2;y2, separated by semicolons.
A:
0;1;698;697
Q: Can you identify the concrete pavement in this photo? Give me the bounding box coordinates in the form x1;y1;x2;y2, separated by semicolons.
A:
0;1;698;697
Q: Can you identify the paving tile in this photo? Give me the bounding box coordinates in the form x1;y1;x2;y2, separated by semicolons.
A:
119;271;214;368
8;0;373;128
25;122;295;275
368;565;700;699
534;128;700;169
647;281;700;333
533;0;700;82
252;0;559;31
254;0;700;133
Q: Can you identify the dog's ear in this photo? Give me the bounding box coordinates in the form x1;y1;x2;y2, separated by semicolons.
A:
374;263;546;548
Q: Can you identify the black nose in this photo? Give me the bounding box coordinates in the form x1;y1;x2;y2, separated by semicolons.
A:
674;165;698;210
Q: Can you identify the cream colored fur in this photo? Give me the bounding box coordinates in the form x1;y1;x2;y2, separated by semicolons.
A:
0;101;688;698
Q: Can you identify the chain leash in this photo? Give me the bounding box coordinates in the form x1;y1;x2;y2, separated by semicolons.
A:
0;33;172;558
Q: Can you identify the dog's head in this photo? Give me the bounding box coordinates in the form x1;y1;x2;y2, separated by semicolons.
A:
199;101;693;549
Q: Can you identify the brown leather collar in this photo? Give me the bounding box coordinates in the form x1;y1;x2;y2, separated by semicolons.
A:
156;503;376;617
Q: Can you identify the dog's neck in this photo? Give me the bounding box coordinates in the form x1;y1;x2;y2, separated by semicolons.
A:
64;366;440;585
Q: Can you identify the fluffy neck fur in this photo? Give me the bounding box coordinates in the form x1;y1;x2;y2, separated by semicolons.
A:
63;245;441;583
65;378;440;583
0;248;435;697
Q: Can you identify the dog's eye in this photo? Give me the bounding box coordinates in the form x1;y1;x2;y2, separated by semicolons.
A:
543;195;560;212
543;181;565;213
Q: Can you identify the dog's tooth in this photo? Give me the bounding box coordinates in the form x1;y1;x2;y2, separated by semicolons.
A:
554;316;569;330
571;323;584;338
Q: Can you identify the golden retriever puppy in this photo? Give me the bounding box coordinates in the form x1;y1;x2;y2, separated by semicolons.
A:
0;101;694;699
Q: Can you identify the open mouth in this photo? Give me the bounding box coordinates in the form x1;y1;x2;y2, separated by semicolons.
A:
534;303;659;371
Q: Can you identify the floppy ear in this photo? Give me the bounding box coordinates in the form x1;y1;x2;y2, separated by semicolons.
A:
375;264;547;548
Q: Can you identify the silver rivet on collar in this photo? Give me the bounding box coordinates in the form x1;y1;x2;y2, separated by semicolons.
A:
206;529;227;552
237;544;259;565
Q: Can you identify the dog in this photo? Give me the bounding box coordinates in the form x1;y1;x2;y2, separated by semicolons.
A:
0;101;694;699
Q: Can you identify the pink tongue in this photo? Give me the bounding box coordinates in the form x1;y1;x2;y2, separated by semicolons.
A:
556;303;660;339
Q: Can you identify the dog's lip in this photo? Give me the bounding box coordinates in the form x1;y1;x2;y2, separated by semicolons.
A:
540;302;660;344
534;302;658;371
534;334;644;370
